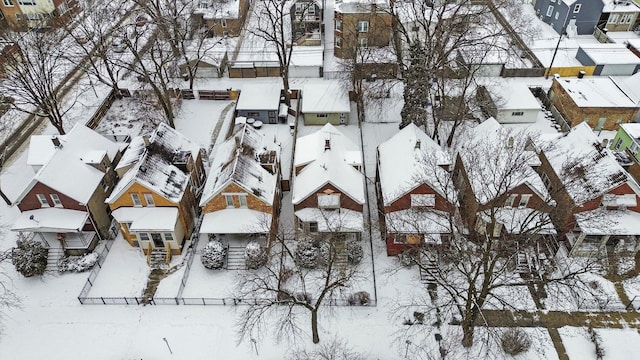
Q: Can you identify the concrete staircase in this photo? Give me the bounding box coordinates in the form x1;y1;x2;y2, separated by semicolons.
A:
149;249;168;269
420;252;439;285
45;247;65;272
226;245;246;270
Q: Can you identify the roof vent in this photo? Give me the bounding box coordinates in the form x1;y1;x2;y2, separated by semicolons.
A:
324;138;331;151
415;140;421;149
51;136;63;148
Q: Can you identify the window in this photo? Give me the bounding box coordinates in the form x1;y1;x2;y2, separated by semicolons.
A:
3;0;13;6
614;138;623;150
609;14;619;24
394;234;407;244
357;20;368;33
18;0;36;4
238;194;247;207
268;111;276;116
541;173;552;191
221;18;227;27
492;222;503;238
309;221;318;233
139;232;150;241
317;113;328;118
573;4;581;13
58;1;69;14
546;5;554;17
247;112;260;117
162;233;174;241
335;19;342;31
358;37;368;47
518;194;532;208
50;194;63;207
144;193;155;207
621;14;633;24
630;142;639;154
24;13;43;21
554;11;559;20
131;193;142;207
225;194;234;207
37;194;49;207
335;37;342;48
511;111;524;116
308;6;315;15
504;194;517;207
411;194;436;208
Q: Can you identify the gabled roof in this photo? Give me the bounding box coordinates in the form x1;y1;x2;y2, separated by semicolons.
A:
538;122;635;205
292;150;365;205
294;123;360;169
200;122;280;206
302;81;350;114
378;123;453;206
457;118;550;205
107;123;202;204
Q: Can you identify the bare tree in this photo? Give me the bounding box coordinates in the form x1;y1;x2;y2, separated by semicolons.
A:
287;336;367;360
0;247;21;335
235;219;366;344
0;30;75;134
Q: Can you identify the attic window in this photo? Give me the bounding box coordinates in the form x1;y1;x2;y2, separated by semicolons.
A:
318;194;340;209
411;194;435;208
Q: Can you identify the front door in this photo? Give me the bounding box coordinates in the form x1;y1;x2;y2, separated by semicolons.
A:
151;233;164;248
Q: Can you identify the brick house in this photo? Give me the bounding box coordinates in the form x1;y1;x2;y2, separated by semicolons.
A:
0;0;81;30
292;123;364;241
453;118;556;243
535;122;640;256
199;121;281;246
290;0;322;46
549;77;640;132
376;123;456;256
106;123;206;259
12;124;125;255
192;0;250;37
334;0;392;59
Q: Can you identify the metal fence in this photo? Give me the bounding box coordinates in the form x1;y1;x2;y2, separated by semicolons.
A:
78;295;377;306
77;240;114;300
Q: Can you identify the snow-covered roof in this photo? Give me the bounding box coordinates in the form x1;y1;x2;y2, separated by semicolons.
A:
107;123;202;204
200;209;272;233
291;46;324;67
490;208;556;235
294;123;360;168
456;118;550;205
385;209;451;235
488;82;541;111
26;135;65;167
537;122;633;205
112;207;178;232
335;0;388;13
295;208;363;232
116;136;146;172
236;83;282;111
553;77;638;108
12;208;89;232
575;209;640;235
602;0;640;13
613;72;640;103
195;0;242;19
620;123;640;141
378;123;453;206
301;81;350;114
292;150;365;205
200;122;279;206
579;44;640;65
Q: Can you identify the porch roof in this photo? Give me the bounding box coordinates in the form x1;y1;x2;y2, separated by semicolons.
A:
295;208;363;232
575;209;640;236
12;208;89;232
112;207;178;232
200;209;271;234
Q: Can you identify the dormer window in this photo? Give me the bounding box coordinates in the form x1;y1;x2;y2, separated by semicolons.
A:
50;194;63;207
131;193;142;207
504;194;517;207
144;193;155;207
411;194;435;208
37;194;49;207
518;194;531;208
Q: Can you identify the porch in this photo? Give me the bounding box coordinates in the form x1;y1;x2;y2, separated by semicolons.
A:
567;210;640;257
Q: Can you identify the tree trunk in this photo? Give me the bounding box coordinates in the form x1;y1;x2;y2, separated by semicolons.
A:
461;318;475;348
311;309;320;344
50;116;66;135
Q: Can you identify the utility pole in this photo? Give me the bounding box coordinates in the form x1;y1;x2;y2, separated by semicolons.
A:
545;6;571;79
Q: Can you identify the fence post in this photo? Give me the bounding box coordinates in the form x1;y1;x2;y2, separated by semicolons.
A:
125;297;129;305
223;298;226;306
175;297;179;305
101;297;106;305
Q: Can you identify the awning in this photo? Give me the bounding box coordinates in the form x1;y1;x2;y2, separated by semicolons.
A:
12;208;89;232
200;209;272;234
112;207;179;232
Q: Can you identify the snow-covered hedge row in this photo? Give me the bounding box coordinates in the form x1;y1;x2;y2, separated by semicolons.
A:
59;252;99;273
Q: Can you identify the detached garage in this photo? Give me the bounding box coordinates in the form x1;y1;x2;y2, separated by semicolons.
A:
576;44;640;76
301;80;350;125
479;82;540;124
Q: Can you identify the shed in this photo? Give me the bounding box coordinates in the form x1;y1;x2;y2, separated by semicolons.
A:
236;83;283;124
484;82;541;124
301;81;351;125
576;44;640;76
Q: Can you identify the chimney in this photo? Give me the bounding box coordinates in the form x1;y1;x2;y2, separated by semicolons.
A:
324;138;331;151
415;140;421;149
51;136;62;148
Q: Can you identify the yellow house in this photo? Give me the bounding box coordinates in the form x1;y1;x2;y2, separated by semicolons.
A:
199;121;281;244
107;123;205;258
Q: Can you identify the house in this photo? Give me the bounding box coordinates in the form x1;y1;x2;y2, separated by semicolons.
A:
334;0;392;59
290;0;322;46
576;44;640;76
292;124;365;241
178;39;229;79
235;83;284;124
199;120;281;246
453;118;556;243
610;123;640;182
106;123;206;259
477;83;541;124
301;81;351;125
533;0;602;36
192;0;250;37
535;122;640;256
11;124;125;255
597;0;640;33
549;77;640;131
377;123;456;256
0;0;81;30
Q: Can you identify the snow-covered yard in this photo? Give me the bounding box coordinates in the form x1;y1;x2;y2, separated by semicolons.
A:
559;327;640;360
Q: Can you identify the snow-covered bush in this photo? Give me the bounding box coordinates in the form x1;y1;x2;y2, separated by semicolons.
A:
587;327;605;360
501;328;531;356
317;241;331;267
12;239;48;277
58;252;99;273
245;241;267;269
348;291;370;306
398;251;414;267
201;240;227;270
347;241;363;265
295;238;319;268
